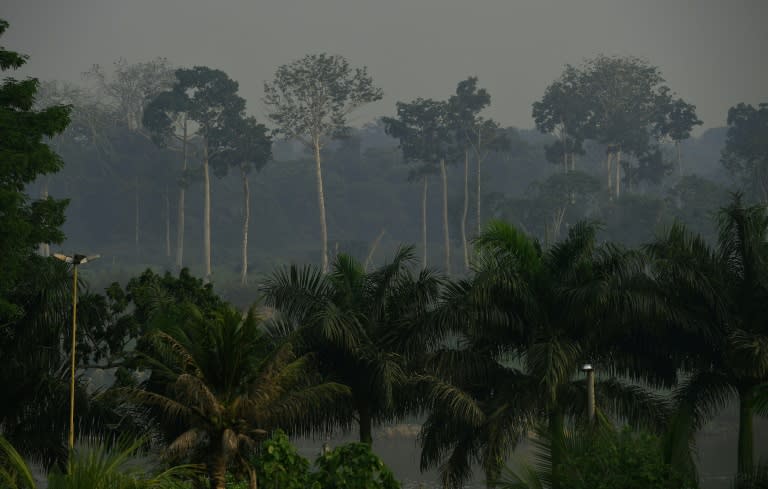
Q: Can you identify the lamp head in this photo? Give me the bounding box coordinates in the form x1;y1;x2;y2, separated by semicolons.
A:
53;253;100;265
581;363;593;372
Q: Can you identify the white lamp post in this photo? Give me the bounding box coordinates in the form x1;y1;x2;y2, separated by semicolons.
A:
581;363;595;424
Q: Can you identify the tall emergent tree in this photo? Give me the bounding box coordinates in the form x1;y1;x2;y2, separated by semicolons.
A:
532;65;588;174
0;19;70;320
86;57;175;257
144;84;193;270
448;77;506;269
144;67;245;281
655;93;702;175
264;53;383;273
210;114;272;285
85;57;174;133
534;56;699;198
721;102;768;202
383;99;451;270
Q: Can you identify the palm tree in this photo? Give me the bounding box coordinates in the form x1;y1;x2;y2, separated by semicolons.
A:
261;246;442;444
0;435;195;489
418;221;668;488
128;305;348;489
645;194;768;478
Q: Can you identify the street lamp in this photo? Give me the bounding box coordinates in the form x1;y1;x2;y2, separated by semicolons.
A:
53;253;100;450
581;363;595;424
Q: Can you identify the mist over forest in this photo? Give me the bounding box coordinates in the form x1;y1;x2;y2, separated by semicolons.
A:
2;2;768;489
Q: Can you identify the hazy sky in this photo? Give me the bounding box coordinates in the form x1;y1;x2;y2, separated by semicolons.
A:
4;0;767;131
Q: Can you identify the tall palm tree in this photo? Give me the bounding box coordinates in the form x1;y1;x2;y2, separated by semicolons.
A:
128;305;348;489
261;246;442;444
418;221;668;488
645;194;768;478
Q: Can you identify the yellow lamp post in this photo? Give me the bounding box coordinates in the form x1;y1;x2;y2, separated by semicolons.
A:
53;253;99;450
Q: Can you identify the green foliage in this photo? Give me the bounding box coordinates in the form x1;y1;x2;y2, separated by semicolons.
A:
721;102;768;201
0;435;36;489
0;18;70;321
128;303;348;488
0;435;197;489
262;247;441;443
252;430;311;489
497;427;695;489
382;98;452;177
555;428;695;489
263;53;383;143
312;443;400;489
419;220;669;487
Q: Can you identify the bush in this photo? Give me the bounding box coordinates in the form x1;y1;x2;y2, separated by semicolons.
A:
254;430;312;489
312;443;400;489
556;427;696;489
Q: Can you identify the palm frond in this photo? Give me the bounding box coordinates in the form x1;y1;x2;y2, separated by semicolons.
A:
0;435;37;489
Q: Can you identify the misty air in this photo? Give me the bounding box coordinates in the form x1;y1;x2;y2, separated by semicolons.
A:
1;1;767;488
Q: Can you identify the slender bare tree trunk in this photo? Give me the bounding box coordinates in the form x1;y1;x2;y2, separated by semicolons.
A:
606;151;614;198
39;176;50;257
562;123;568;174
615;148;622;199
135;176;140;260
676;140;682;176
203;141;212;282
440;158;451;275
364;228;386;272
176;117;187;271
240;164;250;286
461;150;470;271
165;186;171;258
476;153;482;236
313;139;329;273
422;175;428;269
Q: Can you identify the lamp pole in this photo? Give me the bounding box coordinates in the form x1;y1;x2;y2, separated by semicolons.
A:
54;253;99;451
581;363;595;424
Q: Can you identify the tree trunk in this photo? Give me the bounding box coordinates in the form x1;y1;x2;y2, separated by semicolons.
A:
440;159;450;274
561;123;568;174
39;177;50;257
240;165;250;286
165;186;171;258
358;401;373;445
248;466;258;489
461;150;470;271
176;117;188;272
209;450;228;489
422;175;428;269
549;409;565;489
737;387;754;475
615;148;622;199
135;177;140;260
606;151;613;198
203;141;212;283
676;140;682;176
364;228;386;272
476;150;482;236
313;139;329;273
